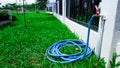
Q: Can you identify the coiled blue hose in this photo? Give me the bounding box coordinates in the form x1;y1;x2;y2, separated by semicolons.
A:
46;15;95;63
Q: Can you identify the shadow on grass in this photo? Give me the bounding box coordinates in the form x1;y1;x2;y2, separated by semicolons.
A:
29;16;57;22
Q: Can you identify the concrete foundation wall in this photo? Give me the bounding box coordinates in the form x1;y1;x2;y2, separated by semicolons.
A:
64;17;98;49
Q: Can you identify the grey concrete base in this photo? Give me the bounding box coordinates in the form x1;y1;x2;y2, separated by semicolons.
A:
0;20;12;26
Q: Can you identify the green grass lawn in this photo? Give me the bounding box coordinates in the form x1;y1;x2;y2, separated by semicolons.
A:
0;11;105;68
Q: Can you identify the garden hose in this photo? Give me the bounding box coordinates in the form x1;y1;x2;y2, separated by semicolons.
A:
46;15;96;63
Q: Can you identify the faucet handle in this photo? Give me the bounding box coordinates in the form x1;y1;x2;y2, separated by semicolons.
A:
95;5;100;15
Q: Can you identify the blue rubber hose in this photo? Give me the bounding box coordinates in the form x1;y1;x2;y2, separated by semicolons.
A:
46;15;95;63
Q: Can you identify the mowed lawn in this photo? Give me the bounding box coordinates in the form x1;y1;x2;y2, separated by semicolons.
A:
0;12;105;68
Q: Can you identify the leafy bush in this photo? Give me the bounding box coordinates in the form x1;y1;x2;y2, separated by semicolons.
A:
0;10;10;21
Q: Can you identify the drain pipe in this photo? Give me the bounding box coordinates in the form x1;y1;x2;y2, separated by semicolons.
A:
94;5;107;58
97;15;106;58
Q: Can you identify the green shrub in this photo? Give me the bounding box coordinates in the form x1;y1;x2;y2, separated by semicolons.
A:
12;15;17;21
0;10;10;21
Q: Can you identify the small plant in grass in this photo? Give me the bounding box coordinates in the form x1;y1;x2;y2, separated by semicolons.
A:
110;52;120;68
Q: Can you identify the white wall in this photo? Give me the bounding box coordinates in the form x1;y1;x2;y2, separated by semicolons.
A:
100;0;119;68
